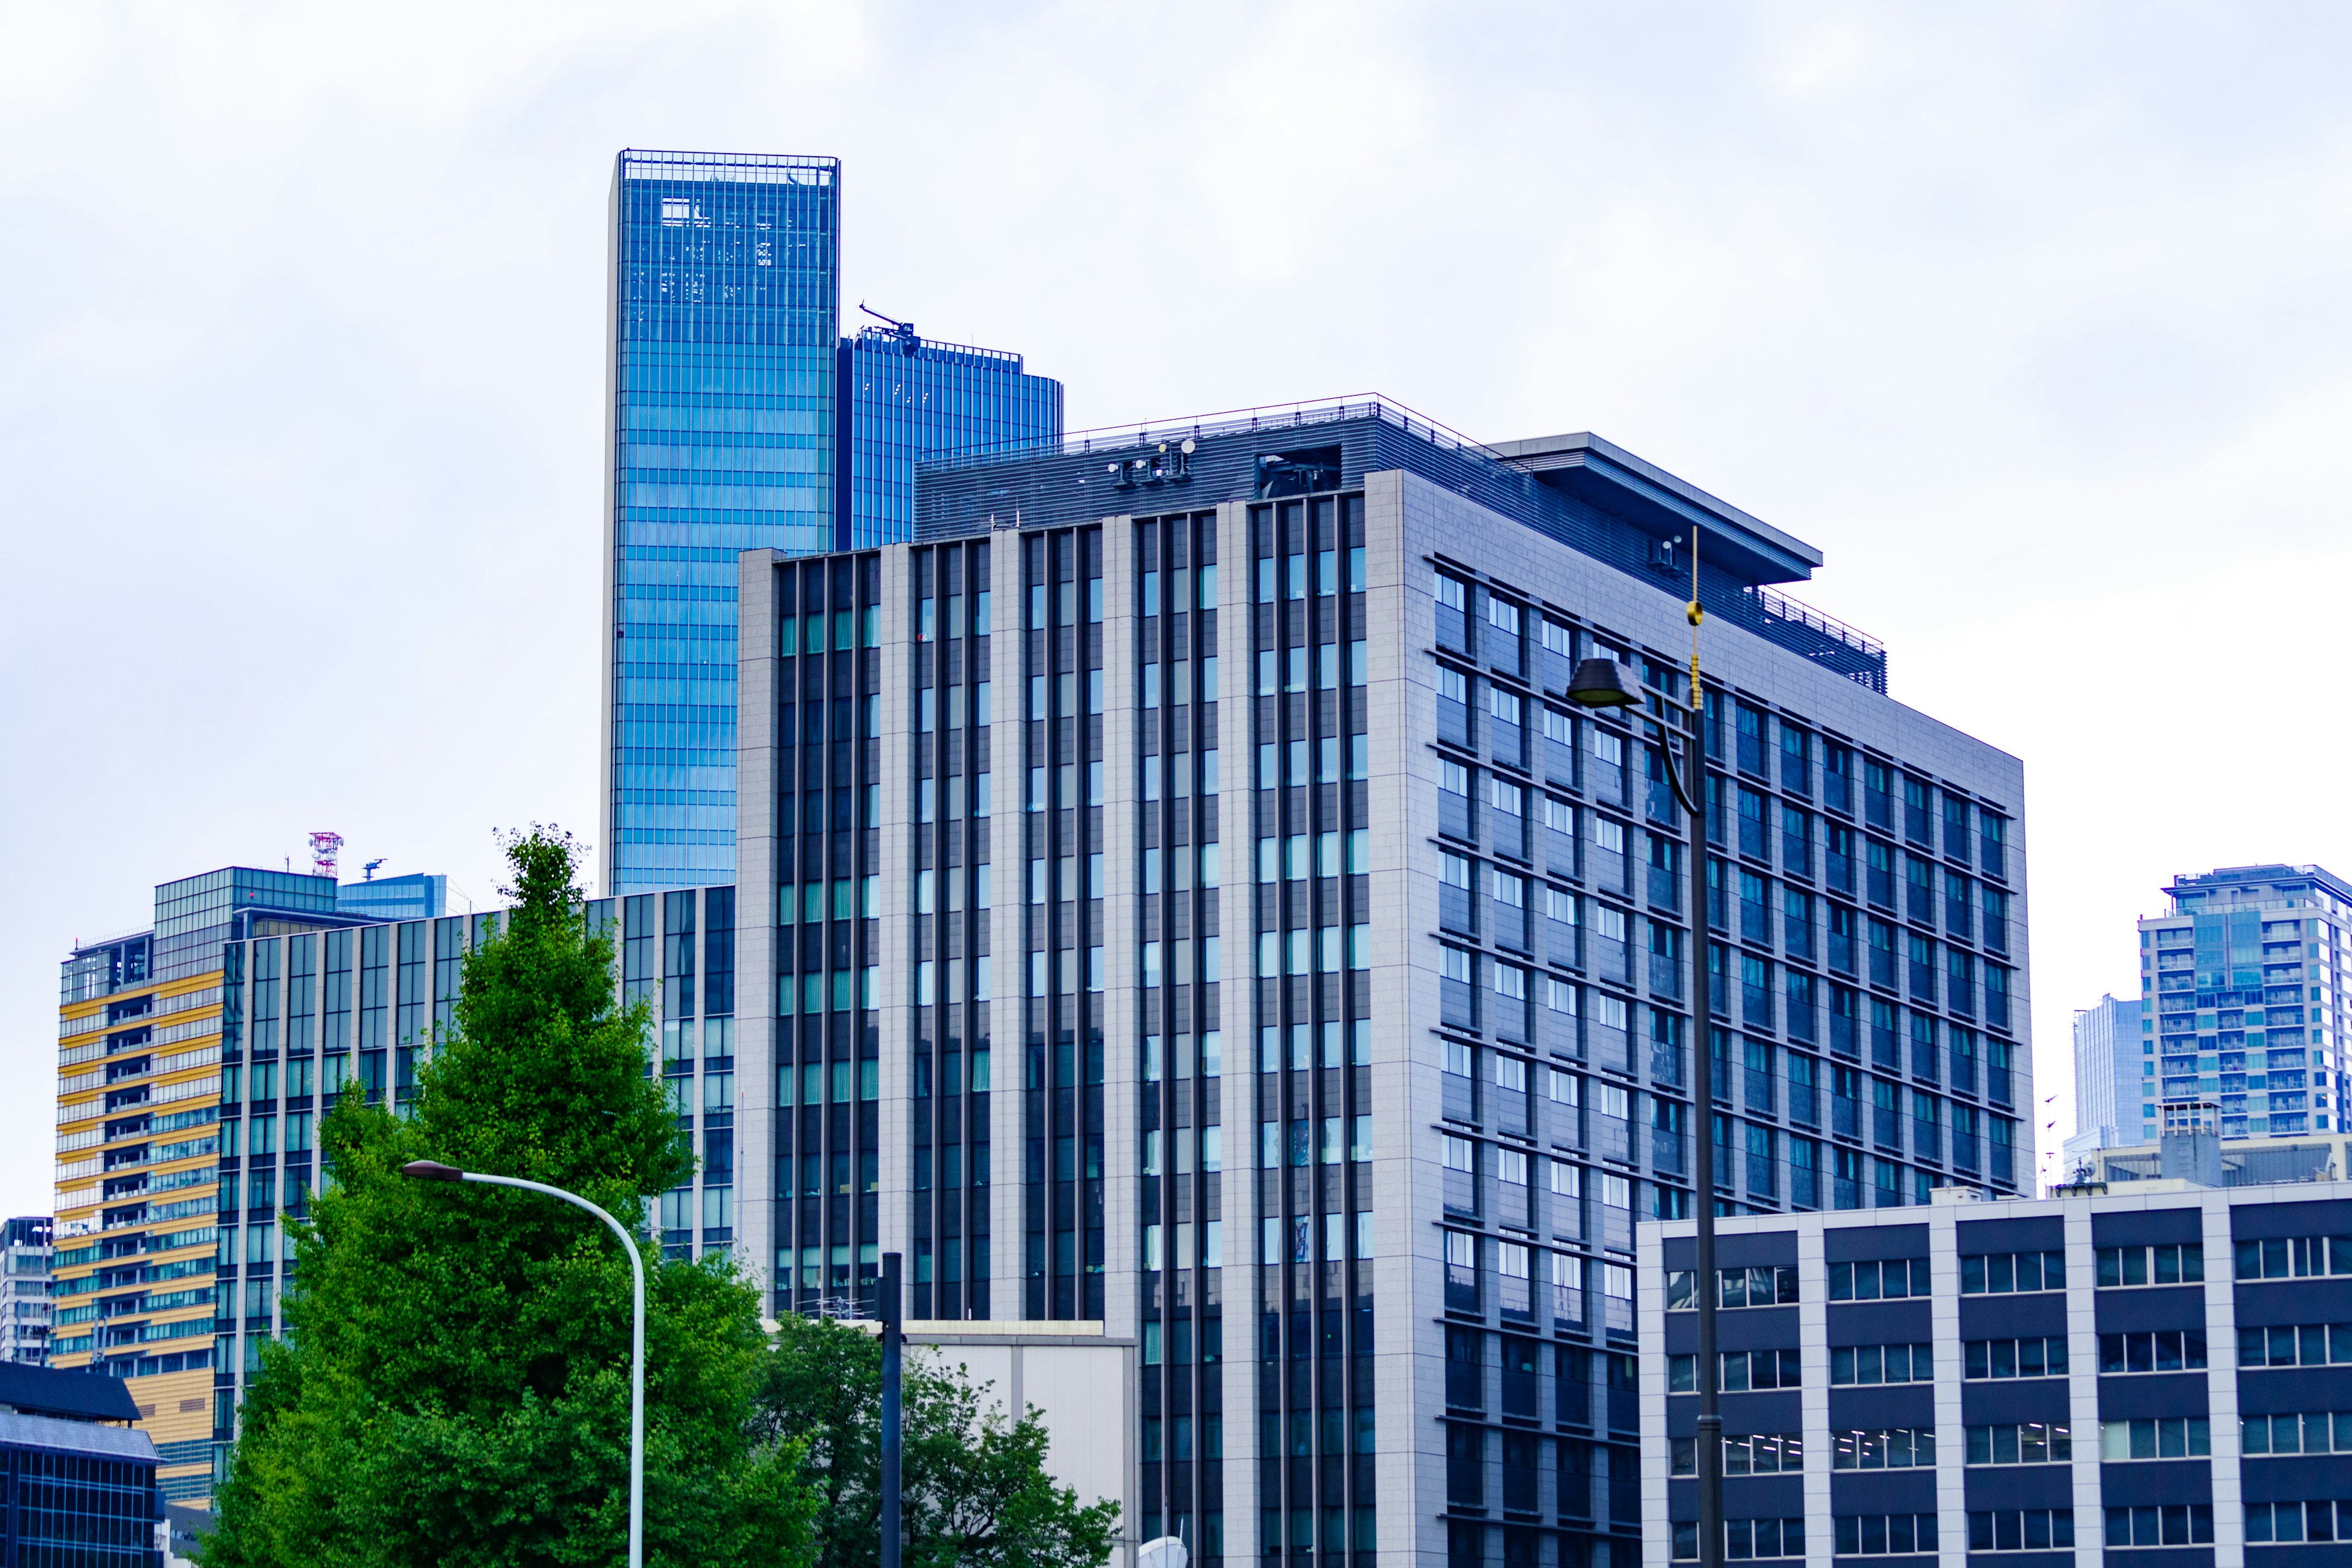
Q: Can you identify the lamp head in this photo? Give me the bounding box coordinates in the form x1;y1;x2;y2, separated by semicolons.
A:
402;1159;465;1183
1565;657;1642;710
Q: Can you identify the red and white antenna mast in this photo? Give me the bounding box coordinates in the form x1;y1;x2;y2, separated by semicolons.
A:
308;831;345;878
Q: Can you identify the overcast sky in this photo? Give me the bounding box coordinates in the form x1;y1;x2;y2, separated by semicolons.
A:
7;1;2352;1216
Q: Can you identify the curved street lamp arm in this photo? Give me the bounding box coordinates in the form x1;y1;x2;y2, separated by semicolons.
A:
461;1172;646;1568
1644;710;1706;822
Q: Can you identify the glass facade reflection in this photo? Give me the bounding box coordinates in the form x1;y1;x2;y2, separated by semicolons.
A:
606;149;842;896
841;325;1063;550
605;151;1064;896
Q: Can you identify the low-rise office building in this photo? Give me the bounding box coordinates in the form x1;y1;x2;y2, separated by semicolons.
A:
0;1360;162;1565
1641;1164;2352;1564
822;1315;1142;1565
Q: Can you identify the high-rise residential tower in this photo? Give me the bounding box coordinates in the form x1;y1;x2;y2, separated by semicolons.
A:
53;867;408;1504
603;150;1061;897
2062;993;2139;1163
2136;862;2351;1142
728;399;2032;1567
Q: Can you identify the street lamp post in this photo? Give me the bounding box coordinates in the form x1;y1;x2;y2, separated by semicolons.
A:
1564;527;1722;1568
404;1160;646;1568
880;1250;903;1568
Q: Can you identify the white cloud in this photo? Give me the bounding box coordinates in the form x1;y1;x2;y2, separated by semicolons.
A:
9;0;2352;1215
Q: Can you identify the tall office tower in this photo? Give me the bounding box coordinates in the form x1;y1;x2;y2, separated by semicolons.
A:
2062;993;2139;1163
2138;862;2352;1141
0;1216;53;1365
729;399;2031;1567
603;150;1062;897
53;866;398;1504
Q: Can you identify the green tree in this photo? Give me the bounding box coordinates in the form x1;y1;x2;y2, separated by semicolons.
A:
755;1313;1121;1568
206;827;812;1568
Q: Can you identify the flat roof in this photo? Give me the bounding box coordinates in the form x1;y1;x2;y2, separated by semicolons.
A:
2164;862;2352;907
0;1361;140;1423
1487;431;1824;584
0;1410;156;1463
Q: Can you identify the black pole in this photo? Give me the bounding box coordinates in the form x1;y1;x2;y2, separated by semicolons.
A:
1683;708;1723;1568
881;1251;903;1568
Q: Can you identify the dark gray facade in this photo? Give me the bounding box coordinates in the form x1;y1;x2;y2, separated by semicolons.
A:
1643;1179;2352;1566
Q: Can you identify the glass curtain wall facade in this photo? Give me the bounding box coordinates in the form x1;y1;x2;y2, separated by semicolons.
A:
606;149;842;897
173;888;741;1501
604;152;1064;899
840;326;1064;551
729;401;2029;1568
2138;863;2352;1142
0;1415;159;1565
1;1216;54;1365
2064;993;2141;1161
56;868;749;1512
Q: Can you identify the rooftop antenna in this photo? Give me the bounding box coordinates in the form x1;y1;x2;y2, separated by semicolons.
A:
858;302;921;356
308;831;345;878
362;858;387;881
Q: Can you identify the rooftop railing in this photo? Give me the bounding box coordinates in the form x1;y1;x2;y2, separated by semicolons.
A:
921;394;1890;692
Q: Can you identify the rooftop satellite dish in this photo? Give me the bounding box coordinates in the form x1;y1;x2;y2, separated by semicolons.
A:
1139;1537;1189;1568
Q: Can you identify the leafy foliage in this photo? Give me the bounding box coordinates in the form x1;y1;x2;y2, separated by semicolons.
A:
755;1313;1121;1568
206;827;812;1568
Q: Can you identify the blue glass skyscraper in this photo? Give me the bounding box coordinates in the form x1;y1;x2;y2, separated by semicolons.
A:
839;320;1063;550
605;149;840;895
605;149;1061;895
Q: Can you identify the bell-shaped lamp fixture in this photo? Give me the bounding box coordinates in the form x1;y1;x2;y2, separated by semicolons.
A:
1565;657;1642;709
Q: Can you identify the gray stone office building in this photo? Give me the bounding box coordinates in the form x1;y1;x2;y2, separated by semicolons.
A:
1641;1171;2352;1566
725;399;2034;1568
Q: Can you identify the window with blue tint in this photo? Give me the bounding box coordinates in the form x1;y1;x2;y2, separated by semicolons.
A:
608;151;839;893
842;327;1060;551
606;151;1060;895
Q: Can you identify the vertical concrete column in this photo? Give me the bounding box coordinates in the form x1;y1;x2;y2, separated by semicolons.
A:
1099;516;1140;1340
989;533;1028;1316
875;546;915;1267
1215;497;1261;1559
2062;1202;2101;1568
736;549;783;1301
1798;1223;1833;1568
1637;1221;1672;1568
2201;1193;2243;1568
1371;470;1450;1568
1928;1207;1965;1568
